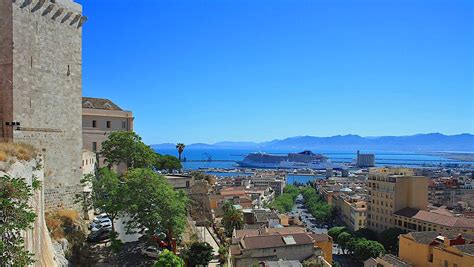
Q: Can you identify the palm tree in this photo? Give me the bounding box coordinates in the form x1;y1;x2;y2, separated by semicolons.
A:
176;143;185;161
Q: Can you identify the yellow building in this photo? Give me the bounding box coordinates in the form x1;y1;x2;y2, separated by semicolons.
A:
366;168;428;232
399;231;474;267
393;207;474;234
333;194;367;231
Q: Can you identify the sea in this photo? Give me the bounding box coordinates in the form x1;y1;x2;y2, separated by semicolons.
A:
154;148;474;172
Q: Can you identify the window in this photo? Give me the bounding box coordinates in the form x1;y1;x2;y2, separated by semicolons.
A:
186;181;190;188
92;120;97;128
444;260;448;267
92;142;97;152
106;121;111;128
122;121;126;129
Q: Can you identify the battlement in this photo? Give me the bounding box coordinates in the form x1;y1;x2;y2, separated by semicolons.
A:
12;0;86;28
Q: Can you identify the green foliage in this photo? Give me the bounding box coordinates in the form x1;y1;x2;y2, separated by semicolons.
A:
81;168;126;232
154;249;184;267
154;154;182;172
176;143;185;161
182;242;214;267
354;228;378;241
101;131;157;169
218;246;228;263
337;232;352;254
353;239;386;262
0;175;37;266
328;226;386;262
222;205;243;236
109;231;124;254
269;185;300;213
328;226;347;241
379;227;406;254
300;187;333;222
124;168;187;241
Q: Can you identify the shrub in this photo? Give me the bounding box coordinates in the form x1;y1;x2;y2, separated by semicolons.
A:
0;141;36;161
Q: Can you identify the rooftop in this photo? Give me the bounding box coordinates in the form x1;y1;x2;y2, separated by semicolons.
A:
394;207;474;228
82;97;123;111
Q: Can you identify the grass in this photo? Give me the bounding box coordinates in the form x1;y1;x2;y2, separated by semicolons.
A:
45;209;80;240
0;141;36;161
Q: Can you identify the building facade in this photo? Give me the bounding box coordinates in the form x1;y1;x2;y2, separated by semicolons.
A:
230;232;332;267
393;207;474;234
366;168;428;232
1;0;86;210
82;97;133;168
333;194;367;231
398;231;474;267
356;151;375;167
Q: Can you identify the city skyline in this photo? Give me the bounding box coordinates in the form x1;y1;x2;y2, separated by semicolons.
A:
78;0;473;144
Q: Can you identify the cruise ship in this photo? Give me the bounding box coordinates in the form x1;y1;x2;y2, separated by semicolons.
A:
236;150;344;169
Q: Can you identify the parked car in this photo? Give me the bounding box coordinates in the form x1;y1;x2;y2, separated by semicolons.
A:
87;228;111;243
94;213;109;221
141;246;161;258
91;223;112;232
91;218;112;232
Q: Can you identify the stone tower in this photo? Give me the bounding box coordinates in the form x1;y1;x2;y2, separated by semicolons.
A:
0;0;86;211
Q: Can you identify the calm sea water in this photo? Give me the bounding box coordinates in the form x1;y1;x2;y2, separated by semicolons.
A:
154;148;471;170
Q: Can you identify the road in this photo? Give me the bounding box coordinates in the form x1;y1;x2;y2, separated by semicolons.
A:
291;194;346;255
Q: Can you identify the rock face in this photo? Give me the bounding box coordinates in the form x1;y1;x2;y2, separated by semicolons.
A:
0;156;59;266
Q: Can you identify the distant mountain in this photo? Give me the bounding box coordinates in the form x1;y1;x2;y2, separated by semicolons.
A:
151;133;474;152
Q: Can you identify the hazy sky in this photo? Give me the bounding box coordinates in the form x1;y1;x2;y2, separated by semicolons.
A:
78;0;473;144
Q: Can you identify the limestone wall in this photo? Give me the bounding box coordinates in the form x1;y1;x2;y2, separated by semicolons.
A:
0;0;85;211
0;156;57;267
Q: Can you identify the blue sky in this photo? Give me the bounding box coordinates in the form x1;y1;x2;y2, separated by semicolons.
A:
77;0;473;144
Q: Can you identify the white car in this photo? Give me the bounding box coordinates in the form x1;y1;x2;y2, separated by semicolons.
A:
141;246;161;258
91;218;112;232
94;213;109;221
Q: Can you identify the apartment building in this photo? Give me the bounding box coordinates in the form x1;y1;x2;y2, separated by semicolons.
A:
333;194;367;231
393;207;474;234
398;231;474;267
366;168;428;232
248;174;286;196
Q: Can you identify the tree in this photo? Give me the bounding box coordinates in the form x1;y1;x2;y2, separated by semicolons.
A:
101;131;157;169
0;175;40;266
354;228;378;241
175;143;185;161
154;249;184;267
221;200;234;214
218;246;228;263
301;187;333;223
337;231;352;254
124;169;187;242
182;242;214;267
82;168;126;233
353;239;386;262
379;227;406;254
328;226;346;241
222;205;243;236
154;154;182;172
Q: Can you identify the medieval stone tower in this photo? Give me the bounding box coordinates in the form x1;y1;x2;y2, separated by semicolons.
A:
0;0;85;211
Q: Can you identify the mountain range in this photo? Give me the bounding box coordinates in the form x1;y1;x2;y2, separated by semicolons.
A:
151;133;474;152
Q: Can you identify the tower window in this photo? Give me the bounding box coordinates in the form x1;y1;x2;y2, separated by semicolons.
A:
92;120;97;128
92;142;97;152
106;121;111;128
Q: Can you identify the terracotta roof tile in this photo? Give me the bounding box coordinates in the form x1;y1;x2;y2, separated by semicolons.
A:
394;208;474;228
82;97;123;110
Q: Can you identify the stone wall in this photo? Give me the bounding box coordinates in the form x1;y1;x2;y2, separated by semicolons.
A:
0;155;58;266
0;0;85;211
